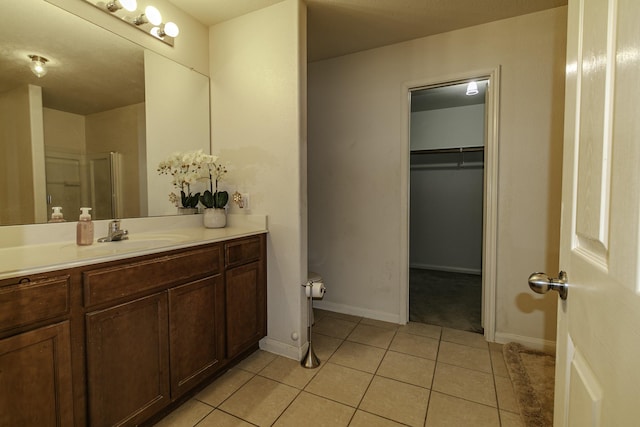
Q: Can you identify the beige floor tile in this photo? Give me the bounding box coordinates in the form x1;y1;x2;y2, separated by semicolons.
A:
197;409;254;427
359;376;429;427
432;363;497;407
377;350;435;388
313;316;358;339
320;310;363;323
304;362;373;407
398;322;442;339
346;324;396;349
359;318;400;331
441;328;487;349
500;410;525;427
273;391;355;427
218;376;299;426
328;341;386;373
259;355;319;389
494;375;520;413
490;349;509;377
153;398;213;427
489;342;504;352
235;349;278;374
311;333;343;362
349;411;406;426
196;369;254;407
424;392;500;427
389;332;439;360
314;308;330;322
437;341;492;373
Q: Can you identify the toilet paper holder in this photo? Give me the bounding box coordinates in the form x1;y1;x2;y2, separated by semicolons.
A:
301;280;325;369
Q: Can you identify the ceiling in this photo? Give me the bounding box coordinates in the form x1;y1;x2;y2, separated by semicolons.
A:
168;0;567;62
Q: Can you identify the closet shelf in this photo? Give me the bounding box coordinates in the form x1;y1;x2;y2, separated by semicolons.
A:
410;146;484;155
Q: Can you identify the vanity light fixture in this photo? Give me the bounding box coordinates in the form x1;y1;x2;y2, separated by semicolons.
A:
466;81;479;96
29;55;48;78
106;0;137;12
82;0;178;47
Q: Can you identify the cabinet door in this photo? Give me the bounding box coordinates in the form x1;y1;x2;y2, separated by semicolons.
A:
226;261;266;358
168;276;225;399
0;322;73;427
86;292;169;427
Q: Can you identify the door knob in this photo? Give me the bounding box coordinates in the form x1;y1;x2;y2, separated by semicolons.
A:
528;271;568;300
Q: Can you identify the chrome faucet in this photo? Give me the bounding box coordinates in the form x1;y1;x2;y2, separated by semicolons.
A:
98;219;129;242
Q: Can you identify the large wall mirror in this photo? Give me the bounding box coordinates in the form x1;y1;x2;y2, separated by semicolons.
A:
0;0;210;226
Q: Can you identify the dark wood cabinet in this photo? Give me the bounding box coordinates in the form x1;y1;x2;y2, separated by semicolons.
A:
226;261;266;358
225;236;267;359
85;292;170;427
0;321;74;427
1;233;266;427
168;276;225;398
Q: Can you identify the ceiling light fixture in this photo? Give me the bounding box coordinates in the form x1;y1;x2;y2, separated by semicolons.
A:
106;0;137;12
466;81;479;96
28;55;49;78
82;1;178;47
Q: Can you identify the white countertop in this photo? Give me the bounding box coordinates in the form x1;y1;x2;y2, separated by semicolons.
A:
0;214;268;280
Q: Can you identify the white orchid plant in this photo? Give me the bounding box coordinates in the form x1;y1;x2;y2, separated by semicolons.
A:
157;150;228;209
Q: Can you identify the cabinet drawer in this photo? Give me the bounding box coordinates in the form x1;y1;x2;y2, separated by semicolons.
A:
84;245;222;307
0;275;71;332
225;236;262;268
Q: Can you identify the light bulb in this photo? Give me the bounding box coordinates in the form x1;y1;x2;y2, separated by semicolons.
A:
120;0;137;11
106;0;137;12
145;6;162;25
466;81;479;96
164;22;179;37
29;55;48;78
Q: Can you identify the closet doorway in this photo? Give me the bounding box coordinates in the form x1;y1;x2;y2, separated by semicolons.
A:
409;79;488;333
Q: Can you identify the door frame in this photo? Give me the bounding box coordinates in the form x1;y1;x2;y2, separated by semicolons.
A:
399;67;501;341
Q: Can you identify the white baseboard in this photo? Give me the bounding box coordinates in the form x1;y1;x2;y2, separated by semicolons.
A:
410;263;482;275
494;332;556;354
312;300;403;324
259;337;305;361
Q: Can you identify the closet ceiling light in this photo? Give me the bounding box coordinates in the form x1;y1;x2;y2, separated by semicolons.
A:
466;81;479;96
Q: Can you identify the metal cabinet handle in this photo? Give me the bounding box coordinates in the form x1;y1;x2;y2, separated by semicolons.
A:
528;271;568;300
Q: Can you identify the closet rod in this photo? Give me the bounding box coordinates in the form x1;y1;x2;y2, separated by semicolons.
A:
410;146;484;155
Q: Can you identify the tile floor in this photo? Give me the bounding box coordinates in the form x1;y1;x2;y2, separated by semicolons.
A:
154;309;524;427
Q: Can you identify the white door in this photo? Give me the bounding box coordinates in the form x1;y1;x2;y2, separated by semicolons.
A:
543;0;640;425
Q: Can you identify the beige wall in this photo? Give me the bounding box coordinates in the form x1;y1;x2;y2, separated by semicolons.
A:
44;108;86;153
0;86;37;224
209;0;308;359
308;7;567;347
86;103;144;219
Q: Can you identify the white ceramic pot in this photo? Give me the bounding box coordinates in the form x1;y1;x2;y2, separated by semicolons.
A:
203;208;226;228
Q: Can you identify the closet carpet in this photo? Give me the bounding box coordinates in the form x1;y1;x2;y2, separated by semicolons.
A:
409;268;483;333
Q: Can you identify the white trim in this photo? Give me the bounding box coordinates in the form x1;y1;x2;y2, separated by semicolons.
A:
313;300;403;324
259;336;304;361
494;331;557;354
400;67;501;344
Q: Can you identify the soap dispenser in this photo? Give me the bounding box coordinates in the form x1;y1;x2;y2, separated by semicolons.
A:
48;206;66;223
76;207;94;246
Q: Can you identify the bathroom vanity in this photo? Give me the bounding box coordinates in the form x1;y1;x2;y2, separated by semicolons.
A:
0;216;267;426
